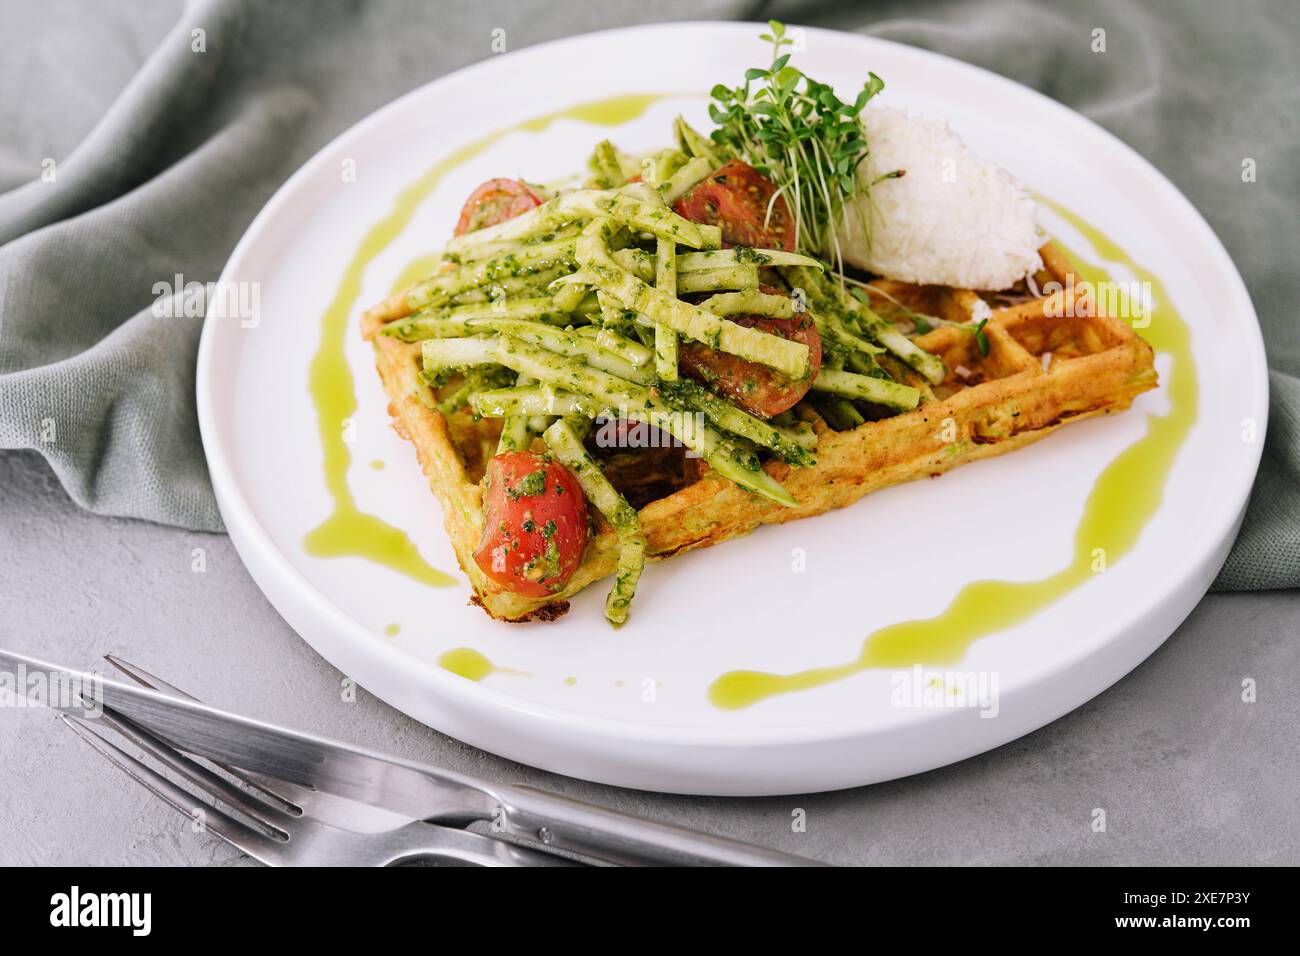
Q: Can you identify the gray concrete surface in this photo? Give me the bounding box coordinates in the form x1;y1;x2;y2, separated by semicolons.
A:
1;447;1296;866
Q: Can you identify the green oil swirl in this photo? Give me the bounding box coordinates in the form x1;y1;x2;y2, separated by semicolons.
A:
709;204;1198;709
437;647;498;682
304;95;668;585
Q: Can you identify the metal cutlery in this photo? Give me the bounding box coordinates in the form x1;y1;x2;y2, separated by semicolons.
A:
0;648;823;866
103;654;416;836
59;708;575;866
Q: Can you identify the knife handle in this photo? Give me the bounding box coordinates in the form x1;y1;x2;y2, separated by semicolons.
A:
494;784;824;867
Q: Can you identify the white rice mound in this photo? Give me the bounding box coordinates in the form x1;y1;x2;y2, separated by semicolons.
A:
839;105;1043;291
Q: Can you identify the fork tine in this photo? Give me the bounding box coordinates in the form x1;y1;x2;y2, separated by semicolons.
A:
60;715;285;866
89;707;290;839
104;654;300;815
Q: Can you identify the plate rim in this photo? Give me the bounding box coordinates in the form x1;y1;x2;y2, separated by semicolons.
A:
196;22;1269;773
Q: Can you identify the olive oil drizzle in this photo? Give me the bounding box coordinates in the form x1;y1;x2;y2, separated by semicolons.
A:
437;647;497;682
303;95;667;589
302;95;1193;709
708;203;1198;709
437;646;535;681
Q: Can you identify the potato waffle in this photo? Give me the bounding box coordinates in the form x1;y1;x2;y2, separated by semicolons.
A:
362;241;1157;621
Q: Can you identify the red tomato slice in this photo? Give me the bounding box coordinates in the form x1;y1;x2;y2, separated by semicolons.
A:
678;290;822;418
673;160;796;252
474;452;589;598
453;178;542;237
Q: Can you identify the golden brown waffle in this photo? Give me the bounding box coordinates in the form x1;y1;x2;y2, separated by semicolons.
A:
362;242;1157;621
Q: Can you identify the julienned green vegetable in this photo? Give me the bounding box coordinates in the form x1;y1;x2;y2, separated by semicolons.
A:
585;325;652;366
653;237;679;381
495;374;533;453
418;335;499;373
782;265;946;384
656;155;712;204
384;71;955;624
436;318;811;465
811;368;920;410
444;263;572;305
609;245;807;283
477;371;813;469
588;139;630;189
657;378;816;467
423;335;797;506
444;187;713;256
674;114;726;169
542;419;645;626
695;290;799;318
550;277;589;313
382;297;570;342
406;173;938;520
812;394;865;430
677;248;822;272
847;287;948;385
473;385;602;420
638;147;689;190
450;223;583;265
399;237;577;313
611;247;656;281
772;417;819;450
676;264;760;294
576;218;812;378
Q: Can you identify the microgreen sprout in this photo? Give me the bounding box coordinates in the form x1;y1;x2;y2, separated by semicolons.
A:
708;20;895;273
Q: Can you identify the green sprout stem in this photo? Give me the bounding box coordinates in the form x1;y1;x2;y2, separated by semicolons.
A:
708;21;894;276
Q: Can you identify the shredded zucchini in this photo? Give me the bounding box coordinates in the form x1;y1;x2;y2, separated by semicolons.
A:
369;120;946;624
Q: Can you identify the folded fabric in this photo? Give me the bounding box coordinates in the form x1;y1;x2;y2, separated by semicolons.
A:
1;0;1294;588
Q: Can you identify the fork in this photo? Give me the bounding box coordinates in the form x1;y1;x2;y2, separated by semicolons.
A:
103;655;415;836
62;665;581;867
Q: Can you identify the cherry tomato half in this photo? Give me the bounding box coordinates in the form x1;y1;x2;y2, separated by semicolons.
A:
678;291;822;418
453;178;543;237
673;160;796;252
474;452;589;598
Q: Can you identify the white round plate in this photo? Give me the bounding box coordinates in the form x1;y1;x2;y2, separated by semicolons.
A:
198;23;1266;795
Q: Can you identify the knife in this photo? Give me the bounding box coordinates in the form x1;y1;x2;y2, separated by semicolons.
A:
0;648;822;866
